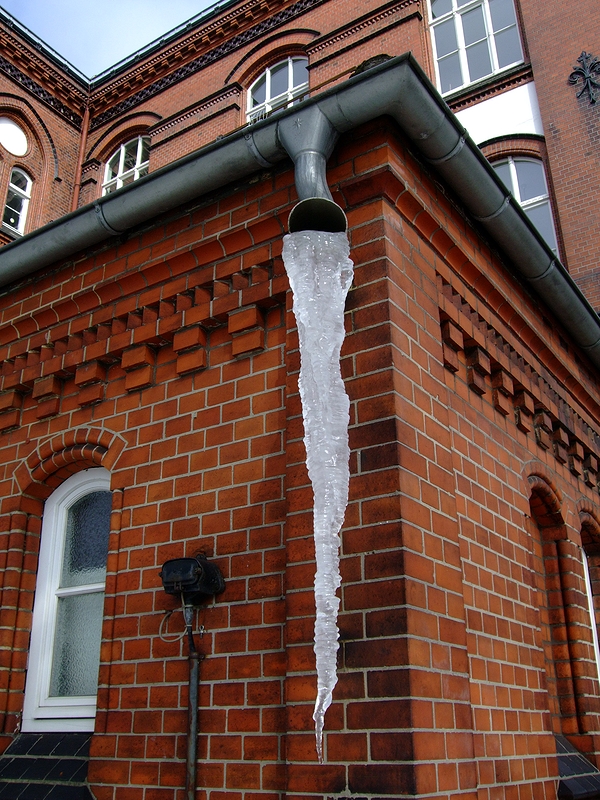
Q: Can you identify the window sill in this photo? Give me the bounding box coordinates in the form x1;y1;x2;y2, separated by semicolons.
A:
0;223;22;243
444;63;533;112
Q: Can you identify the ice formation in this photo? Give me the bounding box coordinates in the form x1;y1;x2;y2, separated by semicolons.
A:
282;230;353;763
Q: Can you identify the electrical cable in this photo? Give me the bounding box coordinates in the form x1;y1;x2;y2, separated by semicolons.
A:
158;609;187;643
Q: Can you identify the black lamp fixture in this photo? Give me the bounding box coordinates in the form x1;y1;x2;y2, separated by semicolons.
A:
159;553;225;606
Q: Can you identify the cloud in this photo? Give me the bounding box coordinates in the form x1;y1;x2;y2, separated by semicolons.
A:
0;0;216;76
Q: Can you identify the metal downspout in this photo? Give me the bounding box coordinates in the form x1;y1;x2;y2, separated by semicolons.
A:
0;54;598;370
183;605;201;800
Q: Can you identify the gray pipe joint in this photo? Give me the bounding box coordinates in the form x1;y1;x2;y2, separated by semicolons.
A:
277;106;347;233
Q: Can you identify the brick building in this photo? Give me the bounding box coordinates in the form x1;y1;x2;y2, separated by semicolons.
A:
0;0;599;798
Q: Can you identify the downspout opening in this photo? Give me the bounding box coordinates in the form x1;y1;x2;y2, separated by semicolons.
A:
288;197;347;233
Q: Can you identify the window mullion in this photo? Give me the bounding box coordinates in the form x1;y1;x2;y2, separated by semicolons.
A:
455;11;470;85
482;0;500;72
507;157;520;203
55;582;105;599
266;67;272;112
117;145;125;189
583;549;600;682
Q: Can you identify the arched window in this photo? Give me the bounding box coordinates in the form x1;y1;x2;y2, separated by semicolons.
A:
492;156;558;252
102;135;150;195
581;548;600;681
2;167;32;235
247;57;309;123
430;0;523;94
22;468;112;732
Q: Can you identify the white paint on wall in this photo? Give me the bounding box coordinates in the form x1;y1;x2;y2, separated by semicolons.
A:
455;82;543;145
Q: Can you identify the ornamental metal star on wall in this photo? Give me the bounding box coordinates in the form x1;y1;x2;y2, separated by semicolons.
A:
569;51;600;105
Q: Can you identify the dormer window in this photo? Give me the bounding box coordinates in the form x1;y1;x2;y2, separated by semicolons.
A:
247;57;309;123
3;167;32;235
102;136;150;195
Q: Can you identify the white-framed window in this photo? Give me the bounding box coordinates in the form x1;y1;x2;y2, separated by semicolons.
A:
22;468;112;732
492;156;558;252
247;57;309;123
2;167;32;234
102;135;150;195
582;549;600;682
430;0;523;94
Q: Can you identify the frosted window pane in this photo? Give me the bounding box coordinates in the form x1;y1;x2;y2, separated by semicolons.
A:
439;52;463;93
489;0;517;31
50;592;104;697
431;0;452;18
515;160;546;202
494;26;522;68
434;18;459;57
61;491;111;587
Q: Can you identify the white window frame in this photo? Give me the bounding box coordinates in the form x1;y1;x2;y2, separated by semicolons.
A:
102;135;149;195
22;468;112;732
247;57;309;123
582;548;600;683
492;156;558;253
3;167;32;235
429;0;523;95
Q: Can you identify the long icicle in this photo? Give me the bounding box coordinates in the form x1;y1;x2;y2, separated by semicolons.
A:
282;230;353;762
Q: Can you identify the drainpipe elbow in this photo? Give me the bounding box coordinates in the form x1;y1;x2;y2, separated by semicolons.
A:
278;106;347;233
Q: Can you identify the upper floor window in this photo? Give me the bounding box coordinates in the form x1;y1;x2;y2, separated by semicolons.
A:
247;57;309;123
430;0;523;94
22;468;112;732
492;156;558;252
0;117;28;156
582;548;600;682
3;167;32;235
102;135;149;195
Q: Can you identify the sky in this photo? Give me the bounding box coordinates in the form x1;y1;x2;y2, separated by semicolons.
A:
0;0;221;78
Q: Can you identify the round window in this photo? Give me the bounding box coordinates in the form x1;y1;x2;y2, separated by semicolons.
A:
0;118;28;156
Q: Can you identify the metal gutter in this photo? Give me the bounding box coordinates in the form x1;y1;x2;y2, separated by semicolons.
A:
0;53;599;369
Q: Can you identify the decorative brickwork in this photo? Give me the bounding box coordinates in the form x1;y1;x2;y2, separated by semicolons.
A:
0;0;600;797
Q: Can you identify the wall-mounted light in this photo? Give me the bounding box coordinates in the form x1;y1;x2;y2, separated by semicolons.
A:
159;553;225;606
159;553;225;800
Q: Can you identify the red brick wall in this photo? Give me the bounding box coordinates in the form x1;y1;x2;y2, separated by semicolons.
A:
1;117;600;798
517;0;600;307
78;0;431;208
0;82;83;230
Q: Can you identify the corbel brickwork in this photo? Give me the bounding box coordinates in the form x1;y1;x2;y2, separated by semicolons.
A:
439;283;600;497
0;249;284;430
